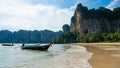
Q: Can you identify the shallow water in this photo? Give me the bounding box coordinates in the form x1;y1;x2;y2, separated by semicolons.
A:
0;44;92;68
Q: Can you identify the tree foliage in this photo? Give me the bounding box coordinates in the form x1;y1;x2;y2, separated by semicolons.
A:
62;24;70;32
76;3;120;21
53;30;79;43
53;29;120;43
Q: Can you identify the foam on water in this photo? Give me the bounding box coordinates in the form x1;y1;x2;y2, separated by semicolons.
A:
0;44;92;68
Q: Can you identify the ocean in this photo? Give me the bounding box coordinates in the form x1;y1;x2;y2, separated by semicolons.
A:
0;44;92;68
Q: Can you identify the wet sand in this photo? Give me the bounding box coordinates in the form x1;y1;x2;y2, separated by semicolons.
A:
75;43;120;68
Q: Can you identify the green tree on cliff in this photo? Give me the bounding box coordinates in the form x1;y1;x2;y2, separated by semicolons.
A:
62;24;70;32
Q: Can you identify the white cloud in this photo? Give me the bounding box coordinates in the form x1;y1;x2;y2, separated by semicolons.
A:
0;0;74;31
106;0;120;9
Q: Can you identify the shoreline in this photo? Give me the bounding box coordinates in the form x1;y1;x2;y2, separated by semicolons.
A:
74;43;120;68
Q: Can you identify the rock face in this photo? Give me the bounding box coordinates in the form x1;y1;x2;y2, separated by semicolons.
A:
70;3;120;33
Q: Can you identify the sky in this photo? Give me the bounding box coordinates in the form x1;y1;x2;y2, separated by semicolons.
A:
0;0;120;31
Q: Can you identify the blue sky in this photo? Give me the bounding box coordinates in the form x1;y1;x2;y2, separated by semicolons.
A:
0;0;120;31
25;0;120;9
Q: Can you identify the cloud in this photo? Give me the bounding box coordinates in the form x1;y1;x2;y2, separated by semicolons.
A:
0;0;74;31
106;0;120;9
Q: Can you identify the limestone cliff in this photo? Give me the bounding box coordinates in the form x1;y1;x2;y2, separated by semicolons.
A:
70;3;120;33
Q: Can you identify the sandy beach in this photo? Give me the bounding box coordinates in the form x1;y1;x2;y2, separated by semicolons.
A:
75;43;120;68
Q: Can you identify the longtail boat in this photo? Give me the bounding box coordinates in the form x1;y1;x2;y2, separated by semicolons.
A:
21;42;53;51
1;43;14;46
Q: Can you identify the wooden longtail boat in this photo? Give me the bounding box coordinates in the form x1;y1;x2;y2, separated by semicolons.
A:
21;42;53;51
1;43;14;46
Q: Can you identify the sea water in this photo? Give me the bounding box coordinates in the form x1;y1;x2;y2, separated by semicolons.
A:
0;44;92;68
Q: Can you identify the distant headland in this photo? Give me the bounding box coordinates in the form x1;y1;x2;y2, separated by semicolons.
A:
0;30;63;43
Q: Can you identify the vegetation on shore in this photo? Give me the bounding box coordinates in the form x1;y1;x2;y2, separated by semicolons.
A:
52;25;120;43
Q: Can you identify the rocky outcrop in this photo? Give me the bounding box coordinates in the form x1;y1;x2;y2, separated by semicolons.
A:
70;3;120;33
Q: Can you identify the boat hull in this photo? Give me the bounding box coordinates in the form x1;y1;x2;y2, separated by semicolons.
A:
22;45;50;51
1;44;14;46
